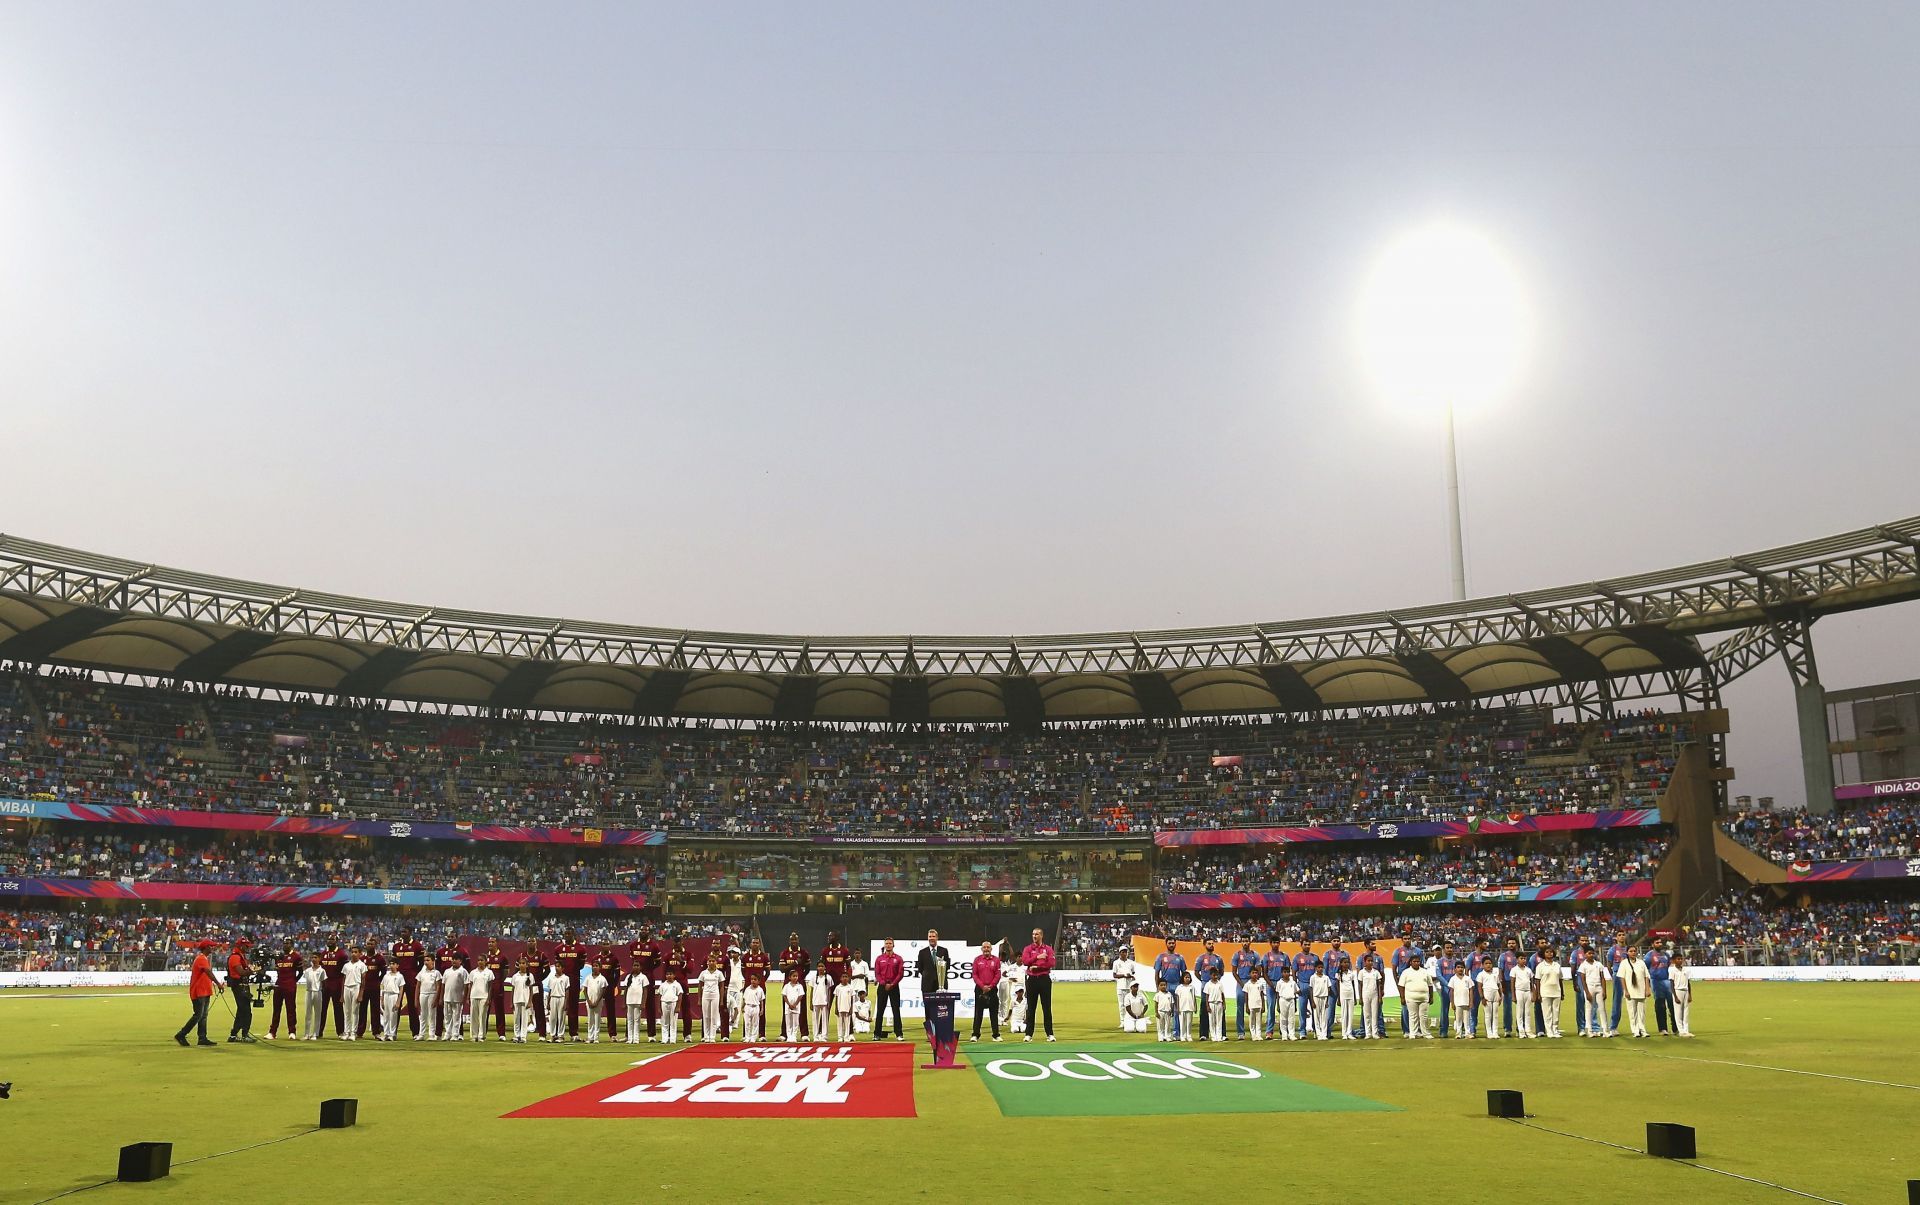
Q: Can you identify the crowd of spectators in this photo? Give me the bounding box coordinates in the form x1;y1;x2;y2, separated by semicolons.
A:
0;907;734;971
1681;888;1919;964
0;824;661;895
0;669;1697;837
1157;834;1668;895
668;845;1147;894
1723;799;1920;864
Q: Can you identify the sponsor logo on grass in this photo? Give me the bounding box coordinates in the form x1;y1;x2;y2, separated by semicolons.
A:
505;1043;917;1118
969;1046;1397;1117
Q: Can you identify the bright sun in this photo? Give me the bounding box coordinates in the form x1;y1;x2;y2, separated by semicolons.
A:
1355;222;1530;412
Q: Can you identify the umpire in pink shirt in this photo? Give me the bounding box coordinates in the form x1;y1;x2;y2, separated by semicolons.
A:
1020;927;1057;1042
873;938;905;1039
971;944;1003;1041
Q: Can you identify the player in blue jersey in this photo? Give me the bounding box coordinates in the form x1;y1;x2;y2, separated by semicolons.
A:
1498;938;1522;1036
1645;937;1674;1035
1193;939;1225;1041
1606;936;1629;1033
1153;938;1188;1006
1432;940;1462;1037
1292;947;1317;1036
1389;943;1414;1035
1231;941;1260;1038
1357;939;1388;1037
1260;941;1292;1038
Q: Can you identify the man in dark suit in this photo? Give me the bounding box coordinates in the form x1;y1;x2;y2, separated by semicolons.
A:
915;929;951;995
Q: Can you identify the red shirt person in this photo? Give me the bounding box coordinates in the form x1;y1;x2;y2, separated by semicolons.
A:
740;939;772;1037
778;935;811;1038
554;930;587;1037
318;942;346;1036
225;941;257;1042
1019;928;1057;1041
173;943;222;1046
970;946;1004;1041
391;932;426;1035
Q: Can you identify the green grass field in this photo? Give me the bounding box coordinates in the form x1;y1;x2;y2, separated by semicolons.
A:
4;983;1915;1204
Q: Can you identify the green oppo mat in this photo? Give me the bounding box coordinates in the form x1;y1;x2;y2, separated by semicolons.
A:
967;1044;1400;1117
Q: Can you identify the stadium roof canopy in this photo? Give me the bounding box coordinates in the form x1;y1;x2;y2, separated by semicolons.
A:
1;517;1916;725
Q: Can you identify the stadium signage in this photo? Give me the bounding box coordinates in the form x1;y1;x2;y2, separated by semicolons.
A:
1833;777;1920;801
969;1045;1396;1117
1392;886;1452;904
505;1043;917;1118
0;797;665;847
0;877;647;910
1154;808;1663;847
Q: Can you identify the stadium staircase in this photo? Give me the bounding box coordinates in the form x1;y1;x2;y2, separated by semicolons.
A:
1712;828;1789;886
1645;735;1728;934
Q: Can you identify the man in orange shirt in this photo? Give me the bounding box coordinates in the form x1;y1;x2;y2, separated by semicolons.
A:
174;941;222;1047
225;940;257;1043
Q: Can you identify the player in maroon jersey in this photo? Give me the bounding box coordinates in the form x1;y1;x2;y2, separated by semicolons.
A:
662;935;693;1035
778;932;811;1038
740;936;772;1037
483;939;510;1037
554;929;587;1038
268;939;302;1039
627;925;660;1038
391;930;426;1036
360;940;388;1039
435;934;461;973
596;943;623;1039
318;939;346;1037
819;931;853;988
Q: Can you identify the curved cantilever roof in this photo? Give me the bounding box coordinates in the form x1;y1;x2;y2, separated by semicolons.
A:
0;517;1915;723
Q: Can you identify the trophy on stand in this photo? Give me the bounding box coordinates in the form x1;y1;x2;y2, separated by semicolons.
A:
922;991;963;1069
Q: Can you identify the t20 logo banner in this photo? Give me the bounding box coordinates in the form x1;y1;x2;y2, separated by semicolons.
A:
505;1043;918;1118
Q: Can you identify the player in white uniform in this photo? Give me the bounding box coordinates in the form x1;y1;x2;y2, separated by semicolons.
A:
779;976;804;1041
413;962;440;1041
541;964;570;1042
727;954;748;1039
508;964;537;1043
466;960;496;1042
806;969;832;1038
622;966;650;1043
701;960;726;1042
1577;950;1613;1037
831;976;856;1042
1242;974;1266;1040
1398;956;1436;1039
1336;964;1359;1039
998;956;1024;1025
378;965;405;1041
1510;959;1536;1038
1617;946;1652;1038
1111;949;1138;1029
582;967;608;1043
1447;969;1475;1038
1358;962;1384;1039
1308;966;1332;1040
1275;972;1300;1040
440;960;469;1040
340;951;367;1041
1670;956;1694;1037
1121;983;1150;1033
301;958;328;1041
1475;964;1504;1039
742;980;766;1040
1535;952;1565;1038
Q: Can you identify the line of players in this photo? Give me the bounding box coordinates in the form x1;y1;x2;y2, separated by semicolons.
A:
1124;934;1696;1042
249;926;898;1045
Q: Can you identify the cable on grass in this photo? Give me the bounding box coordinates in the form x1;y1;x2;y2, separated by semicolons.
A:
1499;1116;1846;1204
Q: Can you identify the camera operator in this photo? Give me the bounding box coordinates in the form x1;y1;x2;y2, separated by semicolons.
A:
225;939;258;1043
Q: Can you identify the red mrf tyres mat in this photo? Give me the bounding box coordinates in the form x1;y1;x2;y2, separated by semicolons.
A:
504;1042;918;1118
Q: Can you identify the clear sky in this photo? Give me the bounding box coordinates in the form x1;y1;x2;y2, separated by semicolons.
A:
3;4;1917;804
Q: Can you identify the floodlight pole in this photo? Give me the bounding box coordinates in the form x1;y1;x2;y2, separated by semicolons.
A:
1445;400;1467;601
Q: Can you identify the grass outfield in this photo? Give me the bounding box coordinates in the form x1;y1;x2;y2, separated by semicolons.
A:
3;983;1916;1204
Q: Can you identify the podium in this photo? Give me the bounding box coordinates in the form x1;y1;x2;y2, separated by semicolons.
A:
923;991;963;1069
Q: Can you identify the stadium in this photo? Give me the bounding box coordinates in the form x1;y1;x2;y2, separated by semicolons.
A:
5;516;1920;1201
6;8;1920;1205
